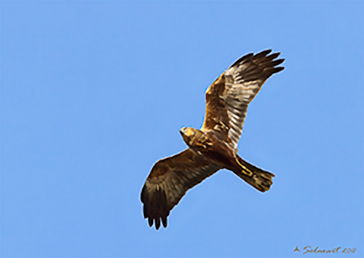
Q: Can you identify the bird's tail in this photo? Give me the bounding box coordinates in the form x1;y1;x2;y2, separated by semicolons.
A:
233;155;275;192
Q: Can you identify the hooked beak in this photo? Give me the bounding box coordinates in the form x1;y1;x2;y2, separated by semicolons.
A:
179;127;186;136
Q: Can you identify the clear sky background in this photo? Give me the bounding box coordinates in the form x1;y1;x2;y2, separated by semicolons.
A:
1;1;363;258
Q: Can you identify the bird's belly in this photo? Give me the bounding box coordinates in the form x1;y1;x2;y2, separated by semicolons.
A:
203;143;237;170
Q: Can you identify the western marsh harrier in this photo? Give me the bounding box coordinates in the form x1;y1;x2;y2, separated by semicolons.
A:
141;50;284;229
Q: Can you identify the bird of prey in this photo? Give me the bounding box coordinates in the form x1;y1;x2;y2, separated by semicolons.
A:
141;50;284;230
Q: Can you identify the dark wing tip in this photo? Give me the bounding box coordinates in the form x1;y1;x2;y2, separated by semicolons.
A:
229;49;284;70
254;49;272;58
148;217;153;227
273;66;285;74
271;58;285;66
155;218;161;230
141;183;170;230
229;53;254;68
262;53;285;75
150;217;168;230
162;217;168;228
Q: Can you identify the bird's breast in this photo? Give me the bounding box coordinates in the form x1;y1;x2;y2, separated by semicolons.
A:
193;134;235;169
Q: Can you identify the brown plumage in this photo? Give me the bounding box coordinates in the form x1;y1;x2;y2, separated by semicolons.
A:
141;50;285;229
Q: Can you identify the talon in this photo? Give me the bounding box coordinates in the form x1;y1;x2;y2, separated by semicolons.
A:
260;173;271;180
236;158;253;177
199;143;206;148
195;142;207;149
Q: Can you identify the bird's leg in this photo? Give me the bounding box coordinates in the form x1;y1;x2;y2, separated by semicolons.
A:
235;157;253;177
195;142;206;149
193;134;213;151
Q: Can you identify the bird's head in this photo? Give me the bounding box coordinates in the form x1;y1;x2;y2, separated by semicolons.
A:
180;127;199;147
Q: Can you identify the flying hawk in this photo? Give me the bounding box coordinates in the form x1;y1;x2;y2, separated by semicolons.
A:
141;50;285;229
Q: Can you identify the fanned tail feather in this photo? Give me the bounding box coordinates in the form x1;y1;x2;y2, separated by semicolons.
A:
234;155;274;192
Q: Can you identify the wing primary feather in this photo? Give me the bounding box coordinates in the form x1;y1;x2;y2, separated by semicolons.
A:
229;53;254;68
162;217;167;228
141;185;149;218
254;49;272;58
273;66;285;73
266;52;280;60
155;218;161;230
271;59;285;66
148;217;153;227
143;204;148;218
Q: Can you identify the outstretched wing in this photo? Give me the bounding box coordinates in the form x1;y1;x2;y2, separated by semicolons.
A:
201;50;284;150
141;148;220;229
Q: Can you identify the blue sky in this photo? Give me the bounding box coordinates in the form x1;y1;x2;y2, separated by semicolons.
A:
1;1;363;258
